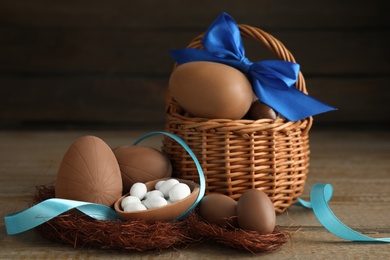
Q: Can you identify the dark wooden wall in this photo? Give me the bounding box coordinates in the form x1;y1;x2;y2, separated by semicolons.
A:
1;0;389;129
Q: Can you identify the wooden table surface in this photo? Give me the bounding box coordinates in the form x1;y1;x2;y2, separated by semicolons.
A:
1;127;390;259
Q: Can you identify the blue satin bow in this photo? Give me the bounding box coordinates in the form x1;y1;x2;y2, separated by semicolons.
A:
169;12;336;121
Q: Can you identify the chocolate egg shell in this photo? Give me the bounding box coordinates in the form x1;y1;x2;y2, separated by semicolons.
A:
246;100;278;120
55;135;122;207
114;178;200;222
113;146;172;192
199;193;238;228
169;61;253;119
236;189;276;234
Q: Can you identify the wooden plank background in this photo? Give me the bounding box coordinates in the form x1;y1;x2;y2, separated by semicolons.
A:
0;0;389;128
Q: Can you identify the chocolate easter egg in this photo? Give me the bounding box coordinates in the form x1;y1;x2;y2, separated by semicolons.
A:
55;135;122;207
236;189;276;234
113;146;172;192
199;193;238;228
246;100;278;120
169;61;253;119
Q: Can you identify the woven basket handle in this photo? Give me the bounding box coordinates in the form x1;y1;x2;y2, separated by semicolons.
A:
186;24;307;94
176;24;313;133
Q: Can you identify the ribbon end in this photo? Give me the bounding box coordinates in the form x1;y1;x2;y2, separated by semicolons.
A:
253;81;337;122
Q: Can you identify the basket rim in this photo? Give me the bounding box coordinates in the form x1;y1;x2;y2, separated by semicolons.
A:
165;113;312;135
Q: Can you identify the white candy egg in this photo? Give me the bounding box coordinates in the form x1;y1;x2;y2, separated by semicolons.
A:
119;179;193;214
168;183;191;202
155;180;166;190
158;178;179;198
123;202;147;212
130;182;147;200
145;189;164;200
145;196;168;209
121;195;141;209
141;199;150;209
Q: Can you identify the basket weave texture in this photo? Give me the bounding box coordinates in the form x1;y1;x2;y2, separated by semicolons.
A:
163;24;313;213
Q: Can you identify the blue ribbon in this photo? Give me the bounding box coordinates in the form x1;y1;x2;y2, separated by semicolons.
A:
297;184;390;242
169;12;336;121
133;131;206;220
4;199;120;235
4;131;206;235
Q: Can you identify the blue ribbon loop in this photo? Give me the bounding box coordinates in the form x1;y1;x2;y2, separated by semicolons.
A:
297;184;390;242
169;12;337;121
4;199;120;235
4;131;206;235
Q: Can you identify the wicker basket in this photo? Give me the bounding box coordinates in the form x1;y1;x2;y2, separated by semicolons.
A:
162;24;313;213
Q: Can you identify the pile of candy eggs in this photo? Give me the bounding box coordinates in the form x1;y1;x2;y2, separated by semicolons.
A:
120;178;191;212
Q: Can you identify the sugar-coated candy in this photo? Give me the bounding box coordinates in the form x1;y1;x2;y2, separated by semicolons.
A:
123;202;147;213
130;182;147;200
144;196;168;209
158;179;179;198
145;190;164;200
155;180;165;190
121;195;141;209
121;178;193;213
169;183;191;202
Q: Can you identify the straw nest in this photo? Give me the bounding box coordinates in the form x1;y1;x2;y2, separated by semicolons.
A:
32;185;288;254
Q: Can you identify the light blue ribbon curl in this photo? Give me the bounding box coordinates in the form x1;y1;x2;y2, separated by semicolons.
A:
4;199;120;235
297;183;390;242
133;131;206;220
